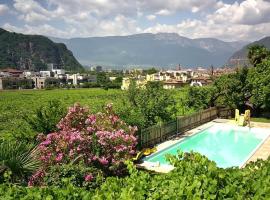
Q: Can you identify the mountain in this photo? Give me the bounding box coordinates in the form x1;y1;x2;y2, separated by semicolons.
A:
0;28;83;71
51;33;247;68
229;36;270;66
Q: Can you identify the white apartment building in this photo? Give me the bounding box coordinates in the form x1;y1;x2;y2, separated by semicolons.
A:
40;71;51;77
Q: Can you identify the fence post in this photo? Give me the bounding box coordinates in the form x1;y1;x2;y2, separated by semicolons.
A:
159;123;162;143
199;110;202;125
177;117;179;133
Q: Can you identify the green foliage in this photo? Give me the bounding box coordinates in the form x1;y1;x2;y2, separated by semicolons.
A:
91;152;270;199
187;67;250;112
247;45;270;66
2;78;33;90
24;100;66;134
186;46;270;115
247;59;270;112
0;183;94;199
97;72;110;87
214;67;249;110
96;73;122;89
120;81;177;128
137;82;177;126
0;141;40;184
0;89;123;140
145;67;158;75
0;28;83;71
80;82;100;88
1;152;270;199
186;86;215;110
43;163;104;190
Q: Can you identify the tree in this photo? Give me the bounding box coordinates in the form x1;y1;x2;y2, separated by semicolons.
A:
247;59;270;114
146;68;158;75
213;67;249;111
97;72;111;87
186;86;215;110
120;81;176;128
247;45;270;67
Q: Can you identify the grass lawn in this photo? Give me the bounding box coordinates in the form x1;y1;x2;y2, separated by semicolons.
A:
251;117;270;123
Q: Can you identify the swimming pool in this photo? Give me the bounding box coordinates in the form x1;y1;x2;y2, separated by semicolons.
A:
143;124;270;168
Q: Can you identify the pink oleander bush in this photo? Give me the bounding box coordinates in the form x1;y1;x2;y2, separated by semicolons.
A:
30;103;137;186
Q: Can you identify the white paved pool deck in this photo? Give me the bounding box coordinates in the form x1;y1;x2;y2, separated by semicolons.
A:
139;119;270;173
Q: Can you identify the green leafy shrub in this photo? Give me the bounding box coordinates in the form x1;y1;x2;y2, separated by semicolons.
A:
186;86;215;110
24;99;66;134
93;152;270;199
0;183;94;199
1;152;270;199
42;163;104;189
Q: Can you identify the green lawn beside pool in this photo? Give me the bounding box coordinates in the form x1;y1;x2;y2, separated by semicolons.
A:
251;117;270;123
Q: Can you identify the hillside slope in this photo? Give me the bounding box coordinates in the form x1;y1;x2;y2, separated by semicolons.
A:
228;36;270;66
0;28;83;71
51;33;247;67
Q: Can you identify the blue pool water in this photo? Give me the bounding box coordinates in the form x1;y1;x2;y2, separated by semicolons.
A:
143;125;269;168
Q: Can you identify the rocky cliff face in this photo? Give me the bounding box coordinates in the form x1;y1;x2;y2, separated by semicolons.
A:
0;28;83;71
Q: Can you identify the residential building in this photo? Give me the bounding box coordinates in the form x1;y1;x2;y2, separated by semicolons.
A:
23;71;34;78
40;71;52;77
67;74;78;85
121;78;130;90
121;76;147;90
32;77;46;89
0;77;33;90
146;70;189;83
0;68;23;77
190;76;213;86
163;80;187;89
52;69;66;75
109;77;117;81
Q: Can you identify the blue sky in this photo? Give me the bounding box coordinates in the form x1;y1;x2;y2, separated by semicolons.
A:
0;0;270;42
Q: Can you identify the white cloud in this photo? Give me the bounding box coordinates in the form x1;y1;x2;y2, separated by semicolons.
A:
1;0;270;41
138;0;220;14
143;18;270;41
155;9;172;16
3;23;23;33
3;23;70;38
13;0;52;22
0;4;8;15
209;0;270;25
146;15;156;21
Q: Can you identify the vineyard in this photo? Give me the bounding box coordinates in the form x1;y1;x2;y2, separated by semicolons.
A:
0;89;124;140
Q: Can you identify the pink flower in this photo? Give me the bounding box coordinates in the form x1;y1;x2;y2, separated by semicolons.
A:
98;156;109;165
86;115;96;125
84;174;93;182
36;102;138;177
41;140;51;146
55;153;63;162
28;170;45;186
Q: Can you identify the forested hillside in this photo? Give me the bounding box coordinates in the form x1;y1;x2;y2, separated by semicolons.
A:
0;28;83;71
